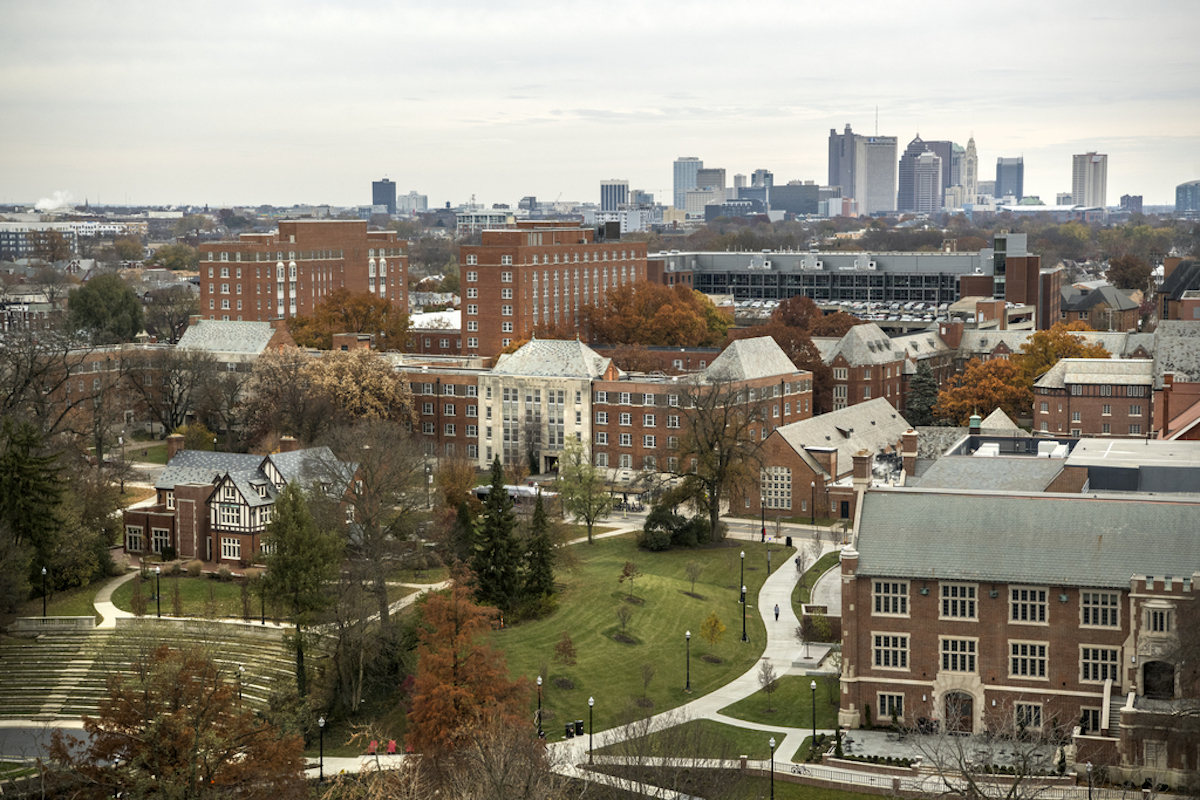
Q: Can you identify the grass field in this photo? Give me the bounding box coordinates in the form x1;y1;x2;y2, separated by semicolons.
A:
16;581;102;622
496;533;791;735
793;551;840;608
718;674;840;730
595;718;779;760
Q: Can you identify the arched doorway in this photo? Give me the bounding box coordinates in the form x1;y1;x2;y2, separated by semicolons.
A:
1144;661;1175;699
944;692;973;733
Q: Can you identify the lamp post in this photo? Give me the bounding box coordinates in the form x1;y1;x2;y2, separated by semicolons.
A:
260;586;265;625
1086;762;1093;800
685;630;692;692
536;676;543;739
588;697;594;765
739;551;744;599
760;501;765;542
741;585;748;642
810;481;816;529
769;736;776;800
41;567;47;617
238;665;244;704
425;464;432;509
767;548;771;576
318;717;325;782
810;679;817;745
154;566;161;618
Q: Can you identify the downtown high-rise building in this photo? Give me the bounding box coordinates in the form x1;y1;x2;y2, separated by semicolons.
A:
898;135;944;213
961;138;979;201
995;157;1024;201
828;124;897;215
1072;152;1108;207
600;179;630;212
372;178;397;215
673;157;702;210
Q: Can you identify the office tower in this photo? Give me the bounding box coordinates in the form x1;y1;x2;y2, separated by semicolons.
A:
1120;195;1143;215
372;178;396;215
630;189;654;206
673;157;702;210
828;124;897;215
911;152;943;214
921;140;954;189
898;135;943;212
600;179;629;212
978;180;996;197
962;138;978;201
1057;192;1075;206
733;174;747;190
1178;180;1200;213
996;158;1024;201
1072;153;1108;207
695;168;727;193
751;169;774;188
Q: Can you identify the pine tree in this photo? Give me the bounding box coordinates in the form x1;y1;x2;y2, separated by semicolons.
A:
448;500;475;564
0;418;62;609
905;360;939;426
523;492;555;601
472;458;521;612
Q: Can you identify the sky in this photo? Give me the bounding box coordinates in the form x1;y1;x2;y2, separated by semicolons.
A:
2;0;1199;210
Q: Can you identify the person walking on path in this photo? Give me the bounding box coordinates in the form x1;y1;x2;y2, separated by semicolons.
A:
774;603;780;621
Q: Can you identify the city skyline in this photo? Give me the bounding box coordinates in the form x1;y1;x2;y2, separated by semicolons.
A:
2;0;1197;209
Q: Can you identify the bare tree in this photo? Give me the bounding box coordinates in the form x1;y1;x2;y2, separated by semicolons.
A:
640;662;656;698
120;346;217;437
758;658;779;712
684;559;703;595
616;603;633;634
143;286;199;344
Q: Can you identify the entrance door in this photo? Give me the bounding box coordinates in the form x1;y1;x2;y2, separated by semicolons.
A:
944;692;973;733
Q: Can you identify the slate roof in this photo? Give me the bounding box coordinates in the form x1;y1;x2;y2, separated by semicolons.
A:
1158;259;1200;303
854;488;1200;588
1034;358;1153;389
1152;320;1200;384
156;451;264;490
177;320;279;355
906;456;1065;492
774;398;911;479
811;323;902;366
492;338;613;378
704;336;799;381
157;446;351;502
956;329;1032;356
914;426;968;460
1061;284;1138;313
979;408;1022;434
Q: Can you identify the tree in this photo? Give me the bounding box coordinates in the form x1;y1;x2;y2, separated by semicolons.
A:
194;366;250;451
28;229;71;263
555;437;613;545
935;358;1033;426
303;348;415;425
149;242;200;271
260;482;344;697
905;360;939;426
288;288;409;351
640;662;656;698
523;492;556;601
472;459;522;613
1106;254;1154;291
241;346;337;444
174;422;216;451
1018;321;1110;387
757;658;779;712
143;285;199;344
616;602;633;634
0;418;62;611
121;346;218;437
48;644;305;800
619;560;642;599
700;611;726;651
112;236;144;261
684;560;703;595
68;273;143;343
581;281;731;347
553;630;577;667
406;569;529;759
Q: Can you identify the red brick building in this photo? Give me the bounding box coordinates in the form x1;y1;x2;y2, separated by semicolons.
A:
1033;358;1153;438
198;220;407;324
812;324;907;411
459;222;648;358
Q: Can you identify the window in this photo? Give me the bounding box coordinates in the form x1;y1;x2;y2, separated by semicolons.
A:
152;528;171;554
422;402;433;415
466;424;477;437
596;452;608;467
501;288;513;299
1102;404;1111;416
1100;384;1112;396
444;424;456;436
1129;424;1141;435
1102;423;1110;435
444;384;456;396
833;367;848;380
941;584;977;620
619;392;631;405
595;432;608;445
1010;641;1047;678
1081;646;1119;682
125;526;143;552
1015;703;1042;730
619;413;631;426
165;491;175;510
1082;591;1120;627
1130;404;1142;416
422;422;435;434
1129;385;1146;397
466;270;478;281
667;415;680;428
221;537;241;561
1149;608;1171;633
501;305;513;315
1072;411;1081;423
619;453;632;469
595;391;608;403
501;322;513;333
466;255;477;265
878;693;903;721
862;368;871;380
941;638;977;672
466;288;477;298
501;271;513;282
467;337;478;348
668;394;679;407
619;433;632;447
643;435;656;449
500;255;512;265
873;581;908;615
643;414;656;427
1080;707;1102;735
1040;401;1049;413
467;304;478;315
863;386;871;399
1010;587;1047;623
873;634;908;669
219;504;239;526
466;404;477;417
761;466;792;510
444;403;456;416
596;411;608;424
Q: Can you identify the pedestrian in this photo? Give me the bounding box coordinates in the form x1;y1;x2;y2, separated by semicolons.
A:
774;603;780;621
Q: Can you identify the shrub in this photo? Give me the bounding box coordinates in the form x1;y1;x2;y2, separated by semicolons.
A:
166;561;182;576
185;560;202;577
216;566;233;582
638;528;672;551
160;545;177;562
864;702;872;729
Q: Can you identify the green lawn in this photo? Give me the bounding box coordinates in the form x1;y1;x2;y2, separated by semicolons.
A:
496;533;791;735
128;441;169;465
18;581;102;622
719;675;840;730
793;551;840;608
111;574;255;620
595;718;780;761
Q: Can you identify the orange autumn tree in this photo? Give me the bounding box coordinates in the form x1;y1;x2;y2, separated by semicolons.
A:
582;281;731;347
934;358;1033;425
1017;321;1110;386
288;288;409;350
406;569;530;759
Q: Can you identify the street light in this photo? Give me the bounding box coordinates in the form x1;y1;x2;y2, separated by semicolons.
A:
760;501;765;543
769;736;777;800
318;717;325;782
1086;761;1093;800
238;665;244;704
810;481;816;529
588;696;594;765
41;567;47;617
154;566;161;618
685;630;692;692
741;585;748;642
536;676;543;739
739;551;744;600
260;586;265;625
425;464;432;509
810;679;817;745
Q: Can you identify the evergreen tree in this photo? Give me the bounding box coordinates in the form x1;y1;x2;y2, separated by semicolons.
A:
905;360;939;426
0;418;62;610
472;458;521;613
448;500;475;564
260;482;344;698
523;492;555;600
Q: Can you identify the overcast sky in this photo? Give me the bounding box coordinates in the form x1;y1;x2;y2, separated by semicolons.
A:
2;0;1198;210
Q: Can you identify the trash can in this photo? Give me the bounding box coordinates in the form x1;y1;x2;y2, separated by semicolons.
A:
575;720;585;736
786;536;792;548
565;723;574;739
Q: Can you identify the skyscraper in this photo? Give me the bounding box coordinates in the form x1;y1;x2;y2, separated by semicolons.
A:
962;138;979;201
372;178;396;215
995;158;1024;201
1072;153;1108;207
828;124;897;215
1178;180;1200;213
898;135;944;213
600;179;629;212
673;157;702;210
695;168;727;194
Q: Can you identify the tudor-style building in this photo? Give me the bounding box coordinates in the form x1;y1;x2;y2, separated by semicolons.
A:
122;435;351;566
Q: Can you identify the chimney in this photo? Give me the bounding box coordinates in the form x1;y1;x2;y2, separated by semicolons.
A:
166;433;185;462
852;449;871;488
1162;373;1174;438
969;413;982;435
901;429;918;475
279;436;300;453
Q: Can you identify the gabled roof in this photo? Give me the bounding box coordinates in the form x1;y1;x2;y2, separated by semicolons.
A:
773;398;911;480
907;455;1065;492
1159;259;1200;302
1034;358;1153;389
1061;284;1138;313
1153;320;1200;383
704;336;799;381
177;320;281;355
956;329;1031;355
156;451;263;490
492;338;614;378
854;488;1200;588
979;408;1022;434
811;323;902;366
